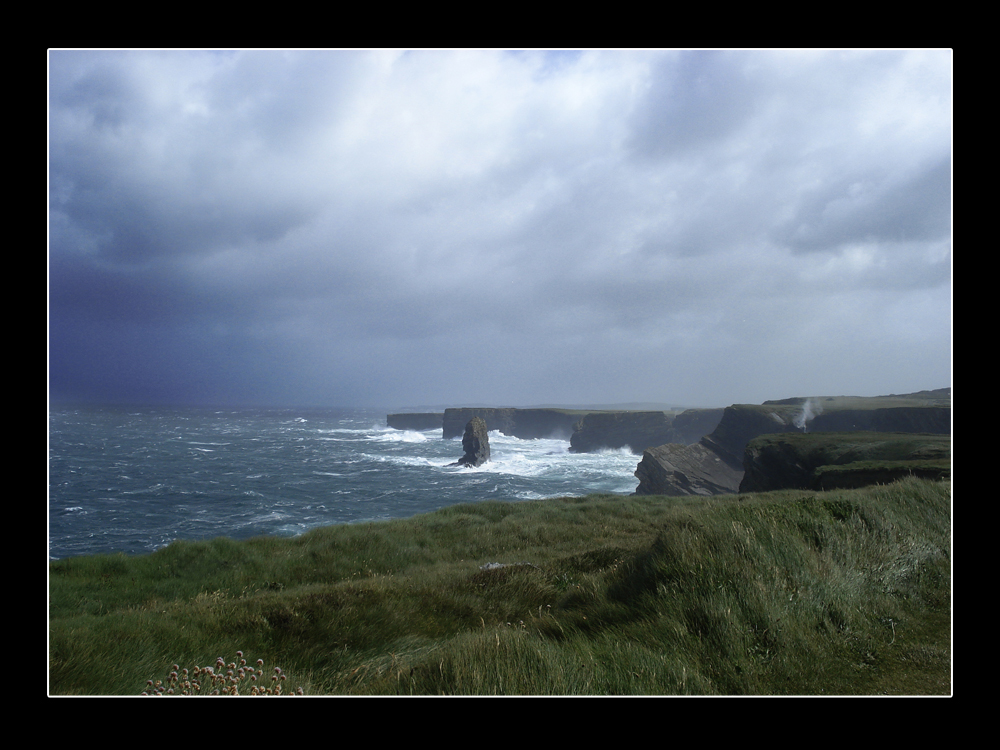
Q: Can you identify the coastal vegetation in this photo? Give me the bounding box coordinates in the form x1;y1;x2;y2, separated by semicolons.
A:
49;476;950;695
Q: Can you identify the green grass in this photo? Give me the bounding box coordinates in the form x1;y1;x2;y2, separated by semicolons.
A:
49;477;951;695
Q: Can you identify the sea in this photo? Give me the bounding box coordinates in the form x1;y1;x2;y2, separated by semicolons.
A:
48;406;642;560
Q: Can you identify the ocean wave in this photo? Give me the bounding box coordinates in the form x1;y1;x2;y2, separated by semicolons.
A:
376;430;428;443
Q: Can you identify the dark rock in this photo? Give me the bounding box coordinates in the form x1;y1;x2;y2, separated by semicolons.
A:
632;388;951;497
440;406;722;454
570;411;675;454
570;408;725;454
633;440;744;496
698;404;802;467
739;431;951;492
453;417;490;467
809;407;950;434
669;408;726;444
442;408;582;440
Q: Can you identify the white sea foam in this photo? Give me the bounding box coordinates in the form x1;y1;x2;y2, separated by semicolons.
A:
378;429;428;443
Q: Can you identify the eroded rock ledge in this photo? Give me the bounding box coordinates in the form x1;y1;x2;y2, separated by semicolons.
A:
739;431;951;492
634;441;745;497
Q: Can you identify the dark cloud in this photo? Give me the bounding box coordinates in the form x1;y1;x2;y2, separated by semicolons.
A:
49;50;952;408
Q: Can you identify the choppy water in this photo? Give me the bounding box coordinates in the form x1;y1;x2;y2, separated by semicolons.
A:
48;406;641;559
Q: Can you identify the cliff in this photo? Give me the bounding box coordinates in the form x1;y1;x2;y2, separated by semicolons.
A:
439;407;724;451
633;440;745;496
634;388;951;497
386;413;443;431
740;432;951;492
441;408;586;440
569;408;724;454
570;411;674;453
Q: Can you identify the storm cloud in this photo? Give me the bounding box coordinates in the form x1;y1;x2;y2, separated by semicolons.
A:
48;50;952;408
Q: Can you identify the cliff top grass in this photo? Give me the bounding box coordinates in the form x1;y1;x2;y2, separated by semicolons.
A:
749;431;951;466
49;477;951;696
760;388;951;412
444;407;680;416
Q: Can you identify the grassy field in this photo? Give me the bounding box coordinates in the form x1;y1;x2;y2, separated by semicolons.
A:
49;476;951;696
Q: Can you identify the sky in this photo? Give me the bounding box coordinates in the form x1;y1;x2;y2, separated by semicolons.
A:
48;49;952;410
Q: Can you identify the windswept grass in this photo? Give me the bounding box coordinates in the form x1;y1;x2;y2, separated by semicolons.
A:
49;477;950;695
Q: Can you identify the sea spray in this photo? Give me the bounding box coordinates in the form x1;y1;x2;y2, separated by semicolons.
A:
792;398;823;432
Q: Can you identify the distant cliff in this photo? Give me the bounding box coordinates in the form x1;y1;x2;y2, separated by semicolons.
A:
386;413;443;431
441;408;586;440
569;408;724;454
634;389;951;496
438;406;724;451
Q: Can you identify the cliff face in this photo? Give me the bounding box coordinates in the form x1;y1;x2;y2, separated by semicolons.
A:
439;407;724;451
570;408;725;454
570;411;675;454
441;408;584;440
634;403;806;495
386;413;443;431
699;404;802;466
808;407;950;434
633;440;745;496
633;389;951;497
671;408;727;444
740;432;951;492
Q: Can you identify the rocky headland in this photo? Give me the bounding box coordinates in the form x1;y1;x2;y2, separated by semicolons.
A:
634;388;950;496
740;431;951;492
387;389;951;497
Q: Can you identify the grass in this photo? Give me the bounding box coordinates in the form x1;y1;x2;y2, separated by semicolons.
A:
49;476;951;695
744;432;951;491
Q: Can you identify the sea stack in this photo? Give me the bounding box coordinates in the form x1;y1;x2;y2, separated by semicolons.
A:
455;417;490;467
